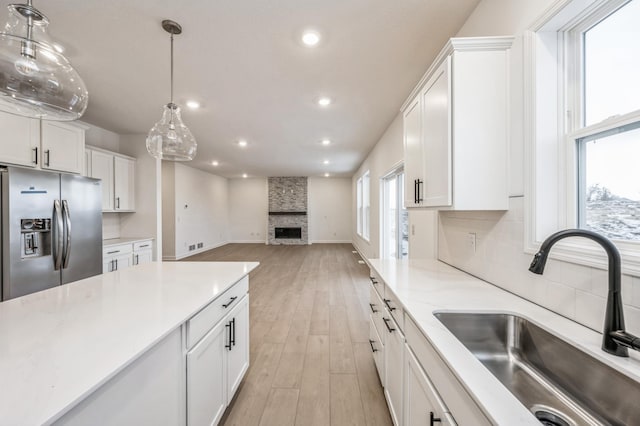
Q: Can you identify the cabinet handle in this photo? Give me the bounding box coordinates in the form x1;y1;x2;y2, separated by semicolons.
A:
430;411;442;425
116;197;120;209
222;296;238;308
115;258;118;271
32;147;38;165
369;303;378;313
369;339;378;353
384;298;396;312
107;250;119;254
139;244;149;248
44;149;50;167
134;254;139;265
231;317;236;347
414;179;418;204
369;276;378;285
415;179;424;203
225;322;232;350
110;259;114;272
383;317;395;333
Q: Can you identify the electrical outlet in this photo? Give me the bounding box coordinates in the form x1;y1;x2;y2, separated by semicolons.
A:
467;233;476;252
197;242;203;249
189;244;196;251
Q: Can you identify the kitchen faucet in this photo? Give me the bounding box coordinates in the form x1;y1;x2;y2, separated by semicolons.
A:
529;229;640;357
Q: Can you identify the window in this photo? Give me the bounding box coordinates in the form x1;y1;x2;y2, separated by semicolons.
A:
356;171;370;241
382;167;408;259
526;0;640;271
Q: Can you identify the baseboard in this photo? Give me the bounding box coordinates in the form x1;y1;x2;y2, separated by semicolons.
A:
170;240;230;261
310;240;352;244
229;239;267;244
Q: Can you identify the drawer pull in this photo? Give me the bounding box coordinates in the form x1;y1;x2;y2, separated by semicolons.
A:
107;250;119;254
384;298;396;311
139;244;149;248
225;322;232;350
430;411;442;425
369;303;378;313
369;339;378;353
222;296;238;309
369;276;378;285
383;317;395;333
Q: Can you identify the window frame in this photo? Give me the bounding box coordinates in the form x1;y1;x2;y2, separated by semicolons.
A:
525;0;640;275
357;176;363;237
362;171;371;241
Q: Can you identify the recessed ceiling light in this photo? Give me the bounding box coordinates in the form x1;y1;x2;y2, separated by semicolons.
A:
323;159;330;165
186;100;200;109
237;140;248;147
324;173;330;177
242;173;248;178
302;31;320;47
321;139;331;146
211;160;219;166
317;97;331;107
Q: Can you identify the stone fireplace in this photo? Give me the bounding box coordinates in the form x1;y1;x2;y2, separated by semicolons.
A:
268;177;308;245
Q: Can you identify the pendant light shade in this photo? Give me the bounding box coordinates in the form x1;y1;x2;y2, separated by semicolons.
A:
0;1;88;120
146;20;197;161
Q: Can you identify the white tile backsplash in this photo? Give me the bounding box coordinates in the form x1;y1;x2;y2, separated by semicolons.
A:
438;196;640;335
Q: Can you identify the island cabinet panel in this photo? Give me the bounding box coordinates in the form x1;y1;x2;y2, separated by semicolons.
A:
54;327;185;426
226;294;249;402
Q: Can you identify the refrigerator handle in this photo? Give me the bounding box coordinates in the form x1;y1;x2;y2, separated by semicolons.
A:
52;200;64;270
62;200;71;269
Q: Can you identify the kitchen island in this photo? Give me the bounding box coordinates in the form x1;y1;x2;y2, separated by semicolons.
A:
0;261;258;425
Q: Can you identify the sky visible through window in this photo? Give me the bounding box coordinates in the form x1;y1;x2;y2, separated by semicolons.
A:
582;0;640;240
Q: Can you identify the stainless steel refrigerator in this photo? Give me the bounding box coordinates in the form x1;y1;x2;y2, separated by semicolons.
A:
1;166;102;301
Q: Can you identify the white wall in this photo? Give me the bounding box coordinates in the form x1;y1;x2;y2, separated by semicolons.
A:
119;134;161;261
162;164;229;259
308;177;352;243
228;178;268;243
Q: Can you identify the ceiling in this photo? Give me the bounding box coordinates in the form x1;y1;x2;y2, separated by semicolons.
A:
6;0;480;178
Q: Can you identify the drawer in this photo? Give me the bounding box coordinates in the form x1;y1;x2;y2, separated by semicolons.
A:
369;319;385;386
187;276;249;349
133;240;153;251
103;243;132;257
369;269;384;297
370;284;386;341
383;287;403;331
405;315;492;426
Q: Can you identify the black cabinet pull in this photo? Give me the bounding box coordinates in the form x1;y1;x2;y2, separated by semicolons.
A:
32;147;38;165
384;298;396;312
369;303;378;313
231;317;236;347
383;317;395;333
115;258;118;271
415;179;424;203
44;149;50;167
369;276;378;285
414;179;418;204
225;322;232;350
368;339;378;353
116;197;120;209
222;296;238;308
430;411;441;425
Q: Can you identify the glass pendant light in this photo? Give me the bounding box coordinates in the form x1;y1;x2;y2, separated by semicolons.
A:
146;20;197;161
0;0;88;120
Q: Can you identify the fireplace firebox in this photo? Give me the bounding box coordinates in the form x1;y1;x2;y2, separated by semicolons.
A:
275;227;302;239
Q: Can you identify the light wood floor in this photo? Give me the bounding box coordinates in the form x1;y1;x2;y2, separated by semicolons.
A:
185;243;392;426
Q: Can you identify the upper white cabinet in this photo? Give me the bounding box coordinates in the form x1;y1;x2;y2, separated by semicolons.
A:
86;146;136;212
402;37;513;210
0;111;86;174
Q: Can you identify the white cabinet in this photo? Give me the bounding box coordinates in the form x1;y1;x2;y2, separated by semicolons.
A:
226;295;249;401
86;147;136;212
41;121;85;174
187;316;228;426
90;150;115;211
383;313;404;426
0;111;85;173
133;240;153;266
405;346;456;426
401;36;513;210
0;112;39;168
114;156;135;211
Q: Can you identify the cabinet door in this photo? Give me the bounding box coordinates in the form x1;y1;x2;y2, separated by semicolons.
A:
114;156;135;211
403;96;423;208
226;294;249;403
133;249;153;266
405;347;456;426
0;112;39;168
41;121;85;174
384;314;404;426
187;319;227;426
422;57;452;207
90;150;115;211
105;253;131;273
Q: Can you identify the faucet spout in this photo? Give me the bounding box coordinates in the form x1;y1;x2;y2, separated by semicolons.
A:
529;229;628;357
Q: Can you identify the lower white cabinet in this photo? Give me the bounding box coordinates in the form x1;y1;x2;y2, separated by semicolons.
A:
384;312;404;426
186;293;250;426
104;239;154;273
369;320;385;384
133;240;153;266
405;346;456;426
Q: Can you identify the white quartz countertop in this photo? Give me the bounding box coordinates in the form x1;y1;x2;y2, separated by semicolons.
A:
0;261;258;425
103;237;154;247
368;258;640;425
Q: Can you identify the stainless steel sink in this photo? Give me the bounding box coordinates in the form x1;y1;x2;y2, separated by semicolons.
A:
434;312;640;426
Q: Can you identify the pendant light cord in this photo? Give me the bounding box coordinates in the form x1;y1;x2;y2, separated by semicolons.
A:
169;31;175;126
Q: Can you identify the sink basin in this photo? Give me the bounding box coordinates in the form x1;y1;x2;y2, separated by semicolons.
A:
434;312;640;426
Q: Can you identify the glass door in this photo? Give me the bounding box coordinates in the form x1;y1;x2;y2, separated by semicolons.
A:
382;168;408;259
